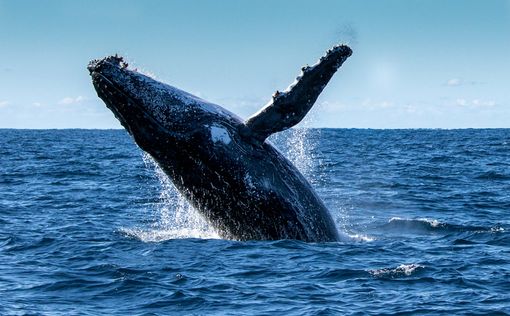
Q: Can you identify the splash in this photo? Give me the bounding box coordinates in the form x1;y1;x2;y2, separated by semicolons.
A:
334;203;360;239
369;264;425;278
120;227;218;242
343;233;375;242
125;154;219;242
269;128;320;180
389;217;443;228
270;126;370;242
284;128;319;179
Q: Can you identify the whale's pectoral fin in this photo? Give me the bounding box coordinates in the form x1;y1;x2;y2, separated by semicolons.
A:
244;44;352;142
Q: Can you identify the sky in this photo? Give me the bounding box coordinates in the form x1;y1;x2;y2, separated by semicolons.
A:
0;0;509;129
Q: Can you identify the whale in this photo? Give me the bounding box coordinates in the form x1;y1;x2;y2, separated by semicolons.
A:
88;44;352;242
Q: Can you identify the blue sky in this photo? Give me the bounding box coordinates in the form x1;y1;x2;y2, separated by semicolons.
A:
0;0;509;128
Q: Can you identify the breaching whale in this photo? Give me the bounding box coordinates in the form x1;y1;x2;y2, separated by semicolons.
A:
88;44;352;242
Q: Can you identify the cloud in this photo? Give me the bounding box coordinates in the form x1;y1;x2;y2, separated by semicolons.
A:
213;95;267;118
455;98;496;108
445;78;485;87
361;98;394;109
404;104;418;113
446;78;461;86
455;98;468;106
58;96;86;105
472;99;496;107
0;100;9;108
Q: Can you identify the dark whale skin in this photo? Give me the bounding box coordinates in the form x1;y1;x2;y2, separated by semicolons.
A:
88;45;352;242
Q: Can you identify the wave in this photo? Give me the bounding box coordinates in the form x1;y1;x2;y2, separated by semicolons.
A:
120;227;374;243
119;227;219;242
369;263;425;278
340;232;375;242
475;171;510;180
379;217;504;235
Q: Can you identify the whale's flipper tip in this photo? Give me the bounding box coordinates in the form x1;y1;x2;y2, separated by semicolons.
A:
245;44;352;142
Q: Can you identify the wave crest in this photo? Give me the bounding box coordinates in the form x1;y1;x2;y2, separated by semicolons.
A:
369;263;425;278
380;217;504;235
119;227;219;242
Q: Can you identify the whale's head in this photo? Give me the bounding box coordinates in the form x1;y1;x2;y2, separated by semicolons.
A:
88;55;201;156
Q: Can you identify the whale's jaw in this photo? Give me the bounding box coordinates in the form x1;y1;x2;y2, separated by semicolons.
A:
88;56;182;154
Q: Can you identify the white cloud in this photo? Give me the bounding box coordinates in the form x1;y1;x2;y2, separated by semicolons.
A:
362;98;394;109
455;98;467;106
446;78;461;86
455;98;496;108
318;100;349;112
472;99;496;107
404;104;418;113
0;100;9;108
59;96;86;105
445;78;484;87
214;95;267;118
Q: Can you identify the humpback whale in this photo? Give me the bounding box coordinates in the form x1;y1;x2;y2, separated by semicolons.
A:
88;44;352;242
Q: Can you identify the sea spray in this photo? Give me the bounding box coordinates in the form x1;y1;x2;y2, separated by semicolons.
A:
269;127;369;242
126;153;219;241
268;128;321;181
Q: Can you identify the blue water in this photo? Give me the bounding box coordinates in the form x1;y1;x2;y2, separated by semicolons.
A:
1;129;509;315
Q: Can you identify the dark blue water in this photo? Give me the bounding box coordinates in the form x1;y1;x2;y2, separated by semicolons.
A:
1;129;509;315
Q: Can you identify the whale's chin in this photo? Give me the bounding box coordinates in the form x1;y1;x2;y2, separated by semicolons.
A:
89;75;169;157
90;73;129;126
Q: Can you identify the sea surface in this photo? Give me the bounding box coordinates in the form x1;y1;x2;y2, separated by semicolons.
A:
1;128;509;315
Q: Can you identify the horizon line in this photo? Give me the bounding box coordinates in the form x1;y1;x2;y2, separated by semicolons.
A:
1;127;509;131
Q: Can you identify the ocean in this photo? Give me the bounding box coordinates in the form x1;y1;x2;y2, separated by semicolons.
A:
1;128;509;315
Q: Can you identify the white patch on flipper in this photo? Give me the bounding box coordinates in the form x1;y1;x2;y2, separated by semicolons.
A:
210;125;231;145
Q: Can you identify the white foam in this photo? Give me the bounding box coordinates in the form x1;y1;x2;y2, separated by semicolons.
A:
129;153;218;241
345;233;375;242
120;227;219;242
389;217;442;227
369;263;424;277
